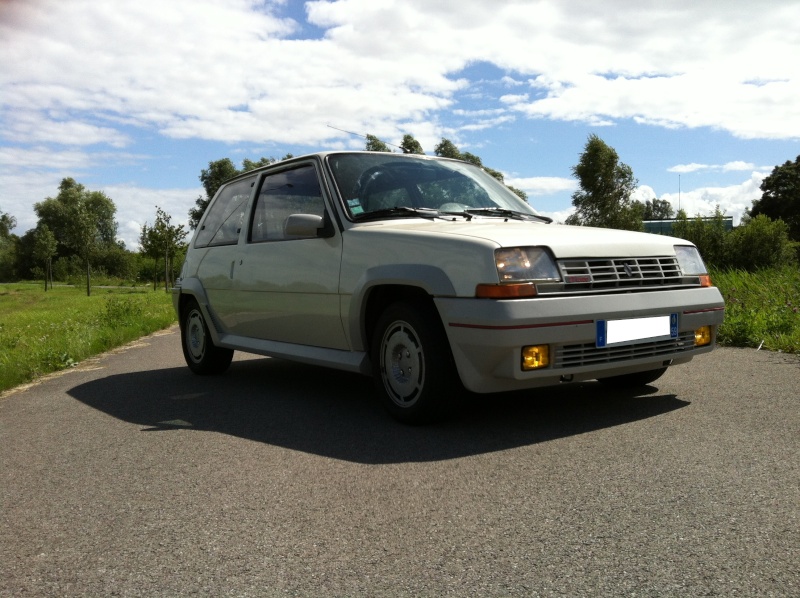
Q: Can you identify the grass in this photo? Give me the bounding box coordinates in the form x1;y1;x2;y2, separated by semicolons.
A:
711;266;800;354
1;267;797;394
0;283;176;393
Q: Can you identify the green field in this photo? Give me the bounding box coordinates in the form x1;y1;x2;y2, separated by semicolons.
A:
0;284;176;393
1;268;798;394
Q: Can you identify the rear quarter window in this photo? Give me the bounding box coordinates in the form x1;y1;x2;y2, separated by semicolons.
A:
194;176;256;248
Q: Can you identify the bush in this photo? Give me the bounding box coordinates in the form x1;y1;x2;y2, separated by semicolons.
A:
725;215;796;270
672;209;796;271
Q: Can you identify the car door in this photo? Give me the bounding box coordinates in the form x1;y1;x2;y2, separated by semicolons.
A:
229;162;348;350
194;174;257;331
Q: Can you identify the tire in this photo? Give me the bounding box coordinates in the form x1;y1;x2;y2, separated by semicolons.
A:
180;298;233;375
371;301;458;424
597;366;668;388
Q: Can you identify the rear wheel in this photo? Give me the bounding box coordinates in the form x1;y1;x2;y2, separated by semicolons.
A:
597;367;668;388
180;298;233;375
371;302;458;424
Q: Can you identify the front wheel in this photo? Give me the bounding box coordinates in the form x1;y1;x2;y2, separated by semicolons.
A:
180;298;233;375
597;367;668;388
371;302;458;424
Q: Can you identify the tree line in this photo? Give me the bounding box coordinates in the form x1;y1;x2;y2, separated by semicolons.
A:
1;136;797;289
0;179;189;295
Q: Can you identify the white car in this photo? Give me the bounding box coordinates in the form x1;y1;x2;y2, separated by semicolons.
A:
174;151;725;423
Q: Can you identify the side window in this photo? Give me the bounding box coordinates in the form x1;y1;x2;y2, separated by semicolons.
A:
194;176;255;248
249;164;324;242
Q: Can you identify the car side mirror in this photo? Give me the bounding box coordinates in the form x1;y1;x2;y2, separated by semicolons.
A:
284;213;334;238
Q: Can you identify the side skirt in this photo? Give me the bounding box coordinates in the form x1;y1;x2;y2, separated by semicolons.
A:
217;333;370;375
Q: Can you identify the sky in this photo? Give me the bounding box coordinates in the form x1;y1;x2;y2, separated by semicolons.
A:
1;0;799;250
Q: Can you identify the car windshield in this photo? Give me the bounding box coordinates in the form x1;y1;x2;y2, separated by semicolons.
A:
326;153;547;221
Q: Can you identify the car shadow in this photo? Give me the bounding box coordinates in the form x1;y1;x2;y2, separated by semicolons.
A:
67;358;689;464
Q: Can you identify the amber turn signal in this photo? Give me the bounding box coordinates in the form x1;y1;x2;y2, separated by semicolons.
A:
476;283;537;298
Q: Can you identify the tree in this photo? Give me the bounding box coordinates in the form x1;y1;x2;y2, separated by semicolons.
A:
141;207;188;291
242;157;276;172
0;209;17;282
153;207;188;292
33;225;57;291
434;138;462;160
189;155;293;229
139;222;158;290
749;154;800;241
365;134;392;153
433;138;528;200
34;178;118;296
400;134;424;155
566;134;642;231
66;198;99;296
0;209;15;239
641;198;674;220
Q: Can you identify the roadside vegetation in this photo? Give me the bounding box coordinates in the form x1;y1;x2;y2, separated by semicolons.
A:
1;265;797;396
712;267;800;354
0;284;175;393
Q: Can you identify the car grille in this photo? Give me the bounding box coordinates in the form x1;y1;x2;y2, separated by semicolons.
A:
553;332;697;369
535;257;690;296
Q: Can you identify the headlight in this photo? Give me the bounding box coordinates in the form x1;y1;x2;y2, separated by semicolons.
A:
674;245;708;275
675;245;713;287
494;247;561;282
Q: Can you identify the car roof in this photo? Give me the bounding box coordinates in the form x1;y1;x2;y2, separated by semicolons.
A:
221;151;464;184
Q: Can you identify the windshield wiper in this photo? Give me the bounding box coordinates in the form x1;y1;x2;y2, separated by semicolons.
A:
354;206;441;221
458;208;552;223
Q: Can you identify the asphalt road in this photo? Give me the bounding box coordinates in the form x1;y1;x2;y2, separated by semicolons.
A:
1;327;798;597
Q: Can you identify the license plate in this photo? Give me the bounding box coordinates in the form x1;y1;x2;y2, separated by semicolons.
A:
596;314;678;348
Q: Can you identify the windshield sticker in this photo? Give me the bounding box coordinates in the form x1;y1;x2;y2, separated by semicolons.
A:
348;199;364;215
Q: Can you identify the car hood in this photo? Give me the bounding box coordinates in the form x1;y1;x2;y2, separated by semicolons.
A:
351;218;688;258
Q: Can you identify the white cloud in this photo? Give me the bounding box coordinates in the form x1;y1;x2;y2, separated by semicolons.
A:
500;94;530;105
722;161;757;172
4;0;797;153
501;76;524;87
460;115;515;132
3;111;131;148
669;161;767;174
668;163;711;174
632;185;657;202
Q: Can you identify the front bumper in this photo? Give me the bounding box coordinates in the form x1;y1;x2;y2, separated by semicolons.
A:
435;287;725;393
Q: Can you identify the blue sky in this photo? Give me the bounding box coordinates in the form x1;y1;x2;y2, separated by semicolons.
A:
2;0;799;249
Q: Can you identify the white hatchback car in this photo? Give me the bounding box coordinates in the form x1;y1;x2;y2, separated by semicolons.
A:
174;151;725;423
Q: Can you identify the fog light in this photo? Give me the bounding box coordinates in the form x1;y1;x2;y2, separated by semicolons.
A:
522;345;550;370
694;326;712;346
